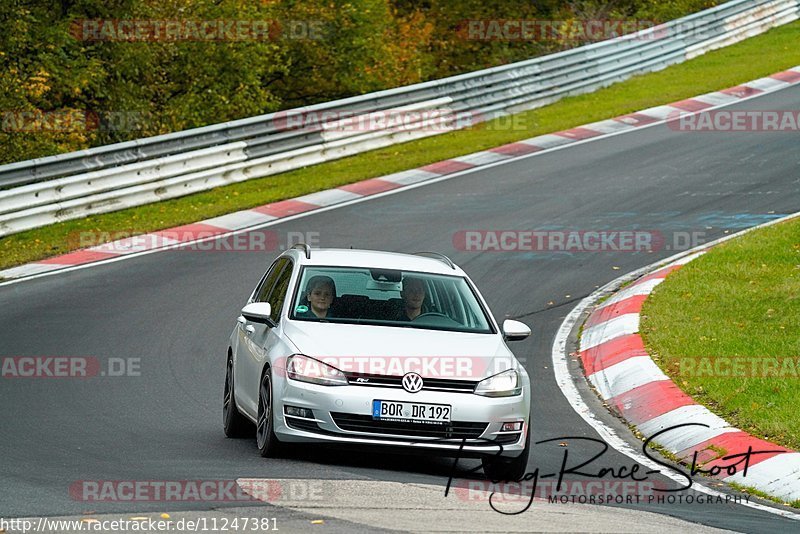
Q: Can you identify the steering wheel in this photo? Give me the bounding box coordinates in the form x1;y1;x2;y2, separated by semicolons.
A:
412;312;449;320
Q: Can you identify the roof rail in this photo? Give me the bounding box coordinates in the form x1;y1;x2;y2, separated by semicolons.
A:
291;243;311;259
412;251;456;270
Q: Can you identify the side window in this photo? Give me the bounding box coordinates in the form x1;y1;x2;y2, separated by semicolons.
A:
267;262;293;322
255;258;288;303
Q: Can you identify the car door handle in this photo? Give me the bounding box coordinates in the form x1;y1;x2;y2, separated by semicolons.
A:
245;325;255;335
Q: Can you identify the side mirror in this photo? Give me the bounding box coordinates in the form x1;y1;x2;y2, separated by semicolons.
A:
502;319;531;341
241;302;275;326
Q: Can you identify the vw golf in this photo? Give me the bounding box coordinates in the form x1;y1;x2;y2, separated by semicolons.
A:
223;246;532;480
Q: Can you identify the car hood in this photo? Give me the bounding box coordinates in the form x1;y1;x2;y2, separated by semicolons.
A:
281;321;516;381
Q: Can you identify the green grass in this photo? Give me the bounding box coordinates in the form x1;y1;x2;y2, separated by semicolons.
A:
2;21;800;270
640;217;800;451
728;481;800;509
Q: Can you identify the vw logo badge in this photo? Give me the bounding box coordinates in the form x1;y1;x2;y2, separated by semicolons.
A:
402;372;424;393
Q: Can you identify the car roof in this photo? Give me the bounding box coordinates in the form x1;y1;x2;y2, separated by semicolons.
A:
286;248;465;276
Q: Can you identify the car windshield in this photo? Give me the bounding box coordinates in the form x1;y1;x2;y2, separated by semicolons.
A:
290;266;494;334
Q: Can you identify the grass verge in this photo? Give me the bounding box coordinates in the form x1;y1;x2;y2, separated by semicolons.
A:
2;21;800;270
728;481;800;509
640;217;800;451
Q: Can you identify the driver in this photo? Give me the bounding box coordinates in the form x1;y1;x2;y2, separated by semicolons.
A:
396;276;426;321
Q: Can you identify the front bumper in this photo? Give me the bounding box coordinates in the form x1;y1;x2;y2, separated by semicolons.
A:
273;375;530;457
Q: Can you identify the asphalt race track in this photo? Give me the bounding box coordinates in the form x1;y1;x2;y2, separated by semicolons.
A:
1;84;798;532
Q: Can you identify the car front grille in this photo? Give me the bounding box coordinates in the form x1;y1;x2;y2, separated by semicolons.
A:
344;373;477;393
330;412;487;439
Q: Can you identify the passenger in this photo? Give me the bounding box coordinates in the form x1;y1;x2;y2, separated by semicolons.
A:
296;276;336;319
397;276;426;321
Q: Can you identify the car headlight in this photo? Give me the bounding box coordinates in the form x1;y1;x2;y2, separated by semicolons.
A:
286;354;348;386
474;369;521;397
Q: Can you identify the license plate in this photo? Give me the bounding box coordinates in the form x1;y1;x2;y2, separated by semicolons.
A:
372;400;451;423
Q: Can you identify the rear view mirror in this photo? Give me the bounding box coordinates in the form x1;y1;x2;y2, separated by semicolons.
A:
502;319;531;341
366;280;401;291
241;302;274;325
370;269;402;282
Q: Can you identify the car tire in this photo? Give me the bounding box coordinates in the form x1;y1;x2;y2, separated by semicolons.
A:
256;366;285;457
223;352;252;438
482;419;531;481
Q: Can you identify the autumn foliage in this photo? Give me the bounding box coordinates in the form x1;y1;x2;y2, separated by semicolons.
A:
0;0;718;165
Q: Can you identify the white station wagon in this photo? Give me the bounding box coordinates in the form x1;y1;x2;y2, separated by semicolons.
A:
224;246;532;480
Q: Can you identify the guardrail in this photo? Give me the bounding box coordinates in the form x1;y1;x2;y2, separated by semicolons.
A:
0;0;797;237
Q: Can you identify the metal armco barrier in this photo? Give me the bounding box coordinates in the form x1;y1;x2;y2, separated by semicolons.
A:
0;0;797;236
